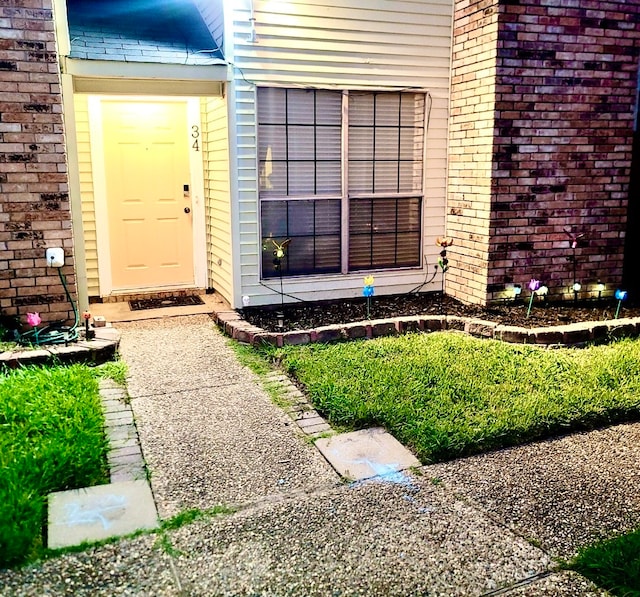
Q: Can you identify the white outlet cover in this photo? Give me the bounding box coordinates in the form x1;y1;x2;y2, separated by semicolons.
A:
46;247;64;267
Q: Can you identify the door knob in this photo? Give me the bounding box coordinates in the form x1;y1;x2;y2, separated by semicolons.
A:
184;207;191;214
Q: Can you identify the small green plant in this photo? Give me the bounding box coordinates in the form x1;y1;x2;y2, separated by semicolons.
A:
94;359;129;386
228;340;274;376
153;533;185;557
161;505;236;531
570;528;640;595
0;365;109;567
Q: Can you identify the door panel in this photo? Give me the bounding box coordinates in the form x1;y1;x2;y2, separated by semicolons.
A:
102;100;194;290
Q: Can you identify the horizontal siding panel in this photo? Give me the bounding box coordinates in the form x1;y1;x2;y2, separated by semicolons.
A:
236;70;451;92
252;0;452;26
234;47;452;69
233;0;452;88
254;21;451;43
202;96;233;304
73;93;100;297
254;25;450;49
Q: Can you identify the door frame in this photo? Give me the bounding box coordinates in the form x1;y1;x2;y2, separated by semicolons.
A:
89;95;207;296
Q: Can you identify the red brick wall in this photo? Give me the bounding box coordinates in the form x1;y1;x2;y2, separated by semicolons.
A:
449;0;640;304
0;0;76;326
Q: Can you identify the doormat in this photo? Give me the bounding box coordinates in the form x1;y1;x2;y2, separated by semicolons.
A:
129;295;205;311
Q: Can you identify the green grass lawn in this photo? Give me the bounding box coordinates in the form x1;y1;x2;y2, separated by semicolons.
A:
270;332;640;463
0;365;109;567
570;528;640;596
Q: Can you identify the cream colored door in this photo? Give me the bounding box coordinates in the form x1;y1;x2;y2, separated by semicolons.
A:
102;100;193;290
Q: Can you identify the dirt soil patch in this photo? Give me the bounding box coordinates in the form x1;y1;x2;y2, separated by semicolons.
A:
241;293;640;333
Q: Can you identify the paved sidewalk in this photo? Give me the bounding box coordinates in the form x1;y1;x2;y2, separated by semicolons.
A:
117;315;337;517
430;420;640;559
0;315;613;595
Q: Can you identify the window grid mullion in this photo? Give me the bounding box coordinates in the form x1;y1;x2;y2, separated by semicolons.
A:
285;89;290;196
313;199;317;270
372;93;377;195
396;94;402;193
369;198;374;267
285;200;290;274
313;91;317;195
394;198;399;266
341;90;349;275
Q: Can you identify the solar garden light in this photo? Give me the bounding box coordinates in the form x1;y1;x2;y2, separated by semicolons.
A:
596;281;605;301
512;284;522;299
572;281;581;302
82;310;95;340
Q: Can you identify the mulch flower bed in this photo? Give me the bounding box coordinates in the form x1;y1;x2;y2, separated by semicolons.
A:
240;293;640;333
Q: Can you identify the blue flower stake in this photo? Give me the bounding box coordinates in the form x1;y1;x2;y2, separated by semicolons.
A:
363;276;375;319
614;289;627;319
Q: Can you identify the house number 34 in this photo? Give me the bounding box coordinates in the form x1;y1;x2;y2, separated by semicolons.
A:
191;125;200;151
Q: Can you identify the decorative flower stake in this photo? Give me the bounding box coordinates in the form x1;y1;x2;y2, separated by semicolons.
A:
26;312;41;343
435;238;453;315
527;278;549;317
363;275;375;319
435;237;453;273
270;238;291;270
614;289;628;319
564;227;585;300
270;238;291;315
526;279;540;318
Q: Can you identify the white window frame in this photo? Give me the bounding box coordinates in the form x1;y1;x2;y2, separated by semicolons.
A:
257;88;426;279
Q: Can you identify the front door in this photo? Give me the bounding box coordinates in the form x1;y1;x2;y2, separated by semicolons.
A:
102;100;194;290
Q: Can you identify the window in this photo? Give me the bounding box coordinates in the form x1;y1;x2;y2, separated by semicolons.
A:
258;88;425;278
348;92;424;270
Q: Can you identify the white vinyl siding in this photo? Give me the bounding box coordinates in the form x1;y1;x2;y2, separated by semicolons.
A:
201;96;233;304
226;0;452;307
73;93;100;297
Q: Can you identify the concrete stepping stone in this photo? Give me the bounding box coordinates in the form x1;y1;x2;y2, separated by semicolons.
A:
48;480;158;549
315;427;420;481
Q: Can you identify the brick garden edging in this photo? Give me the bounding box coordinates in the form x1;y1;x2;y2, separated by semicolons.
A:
213;310;640;348
99;378;148;483
0;327;120;369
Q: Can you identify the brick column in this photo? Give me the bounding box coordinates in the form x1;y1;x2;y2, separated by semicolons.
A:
448;0;640;304
0;0;76;325
447;0;500;304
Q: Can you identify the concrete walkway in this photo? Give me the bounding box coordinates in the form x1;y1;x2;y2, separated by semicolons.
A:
117;315;336;517
1;314;629;595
